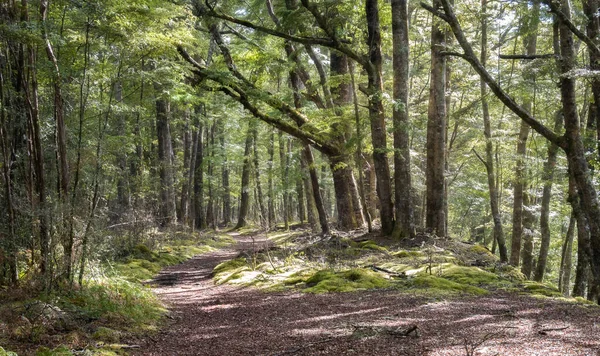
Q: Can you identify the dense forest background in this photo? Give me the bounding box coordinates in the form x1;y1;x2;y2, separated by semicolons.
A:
1;0;599;303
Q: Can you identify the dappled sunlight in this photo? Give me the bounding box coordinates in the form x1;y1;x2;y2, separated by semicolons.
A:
296;307;388;323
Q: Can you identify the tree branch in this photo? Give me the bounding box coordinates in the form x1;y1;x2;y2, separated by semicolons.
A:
177;46;339;156
541;0;600;57
421;0;565;149
499;53;557;60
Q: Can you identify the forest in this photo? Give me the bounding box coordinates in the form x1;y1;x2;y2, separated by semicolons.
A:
2;0;600;354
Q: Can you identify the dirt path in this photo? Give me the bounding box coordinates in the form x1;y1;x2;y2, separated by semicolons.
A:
135;233;600;356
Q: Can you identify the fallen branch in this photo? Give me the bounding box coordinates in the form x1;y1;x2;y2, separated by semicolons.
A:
538;326;569;335
368;265;407;278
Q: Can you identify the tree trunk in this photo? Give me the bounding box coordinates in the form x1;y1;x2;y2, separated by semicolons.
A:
559;212;575;296
391;0;414;239
194;115;206;230
534;111;562;281
156;97;177;226
267;129;276;227
206;124;216;229
279;131;290;229
252;122;267;226
300;146;319;233
583;0;600;160
115;81;130;219
179;111;192;224
426;0;447;236
366;0;394;235
220;119;231;225
521;192;537;278
479;0;508;262
510;1;539;267
41;0;72;281
556;0;600;302
236;121;253;229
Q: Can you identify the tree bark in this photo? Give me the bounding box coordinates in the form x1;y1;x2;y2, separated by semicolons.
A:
220;119;231;225
391;0;414;239
156;97;177;226
267;129;276;227
236;121;254;229
559;212;575;296
252;122;268;226
510;1;539;268
426;0;447;236
479;0;508;262
194;110;206;229
366;0;394;235
534;111;562;281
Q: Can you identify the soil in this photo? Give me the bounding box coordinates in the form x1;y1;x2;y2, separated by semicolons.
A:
133;232;600;356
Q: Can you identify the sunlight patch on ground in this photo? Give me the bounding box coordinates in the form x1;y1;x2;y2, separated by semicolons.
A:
296;307;387;323
201;303;239;312
290;328;348;337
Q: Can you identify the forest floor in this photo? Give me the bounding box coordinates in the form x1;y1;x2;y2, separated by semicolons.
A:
131;231;600;356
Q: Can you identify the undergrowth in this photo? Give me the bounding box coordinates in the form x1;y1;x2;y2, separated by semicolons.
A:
211;229;580;304
0;229;233;355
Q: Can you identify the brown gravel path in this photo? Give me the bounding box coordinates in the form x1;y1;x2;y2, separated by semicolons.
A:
134;233;600;356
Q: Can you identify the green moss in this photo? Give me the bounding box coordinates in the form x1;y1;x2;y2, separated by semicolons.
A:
521;281;563;297
0;347;18;356
494;265;527;282
357;240;388;252
442;266;500;286
36;346;72;356
393;250;424;258
303;268;391;293
468;244;493;256
213;258;248;275
93;326;121;343
407;275;488;295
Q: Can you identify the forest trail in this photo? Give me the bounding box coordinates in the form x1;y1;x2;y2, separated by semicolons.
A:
134;233;600;356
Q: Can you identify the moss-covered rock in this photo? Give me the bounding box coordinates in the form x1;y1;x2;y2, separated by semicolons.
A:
407;275;488;295
93;326;121;343
393;250;424;258
442;266;500;286
303;269;391;293
521;281;563;297
356;240;388;252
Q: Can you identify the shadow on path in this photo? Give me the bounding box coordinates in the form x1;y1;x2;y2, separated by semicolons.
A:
134;232;600;356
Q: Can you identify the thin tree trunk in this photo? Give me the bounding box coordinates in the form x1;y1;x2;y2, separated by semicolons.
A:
252;122;267;226
511;1;539;267
559;212;575;296
479;0;508;262
41;0;72;281
267;129;275;227
220;118;231;225
279;131;290;229
300;146;319;232
156;97;177;226
179;112;192;224
236;121;253;229
534;110;562;281
349;61;373;232
194;117;206;230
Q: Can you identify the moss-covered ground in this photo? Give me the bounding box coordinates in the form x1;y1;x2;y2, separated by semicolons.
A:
211;229;581;304
0;229;233;355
